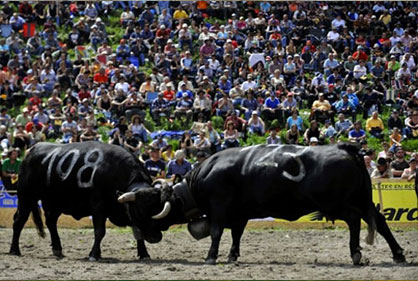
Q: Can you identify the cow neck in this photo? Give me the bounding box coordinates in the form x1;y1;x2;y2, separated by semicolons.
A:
173;179;202;220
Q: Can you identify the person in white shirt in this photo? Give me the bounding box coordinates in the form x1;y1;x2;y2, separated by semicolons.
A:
353;60;367;79
327;27;340;42
331;15;345;30
241;74;257;92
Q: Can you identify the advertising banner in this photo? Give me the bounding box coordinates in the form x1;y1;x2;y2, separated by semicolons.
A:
0;181;17;208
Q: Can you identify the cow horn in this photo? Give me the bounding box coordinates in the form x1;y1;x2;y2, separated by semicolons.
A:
117;192;136;203
152;179;168;187
152;201;171;219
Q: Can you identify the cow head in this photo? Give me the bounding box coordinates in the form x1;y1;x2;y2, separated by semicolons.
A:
118;180;174;243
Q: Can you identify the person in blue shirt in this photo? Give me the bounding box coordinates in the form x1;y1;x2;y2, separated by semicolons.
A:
241;91;258;120
286;109;304;131
218;76;232;94
175;83;194;100
334;94;356;121
166;150;192;179
144;147;166;179
348;121;366;142
116;39;130;59
262;92;282;123
323;53;339;76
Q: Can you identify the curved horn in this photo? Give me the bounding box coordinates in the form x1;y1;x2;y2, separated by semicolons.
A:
152;201;171;219
117;192;136;203
281;152;306;182
152;179;168;187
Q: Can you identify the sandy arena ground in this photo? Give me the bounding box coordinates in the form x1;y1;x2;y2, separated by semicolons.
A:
0;227;417;280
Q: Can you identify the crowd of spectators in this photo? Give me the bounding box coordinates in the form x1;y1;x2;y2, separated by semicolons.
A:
0;1;417;185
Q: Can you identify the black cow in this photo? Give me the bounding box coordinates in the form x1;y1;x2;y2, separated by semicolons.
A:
118;143;406;265
10;142;155;261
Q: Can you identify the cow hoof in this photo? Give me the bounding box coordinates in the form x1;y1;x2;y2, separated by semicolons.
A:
52;249;64;258
88;256;100;262
394;254;406;263
139;257;151;261
352;252;362;265
9;249;21;256
227;256;238;263
205;258;217;265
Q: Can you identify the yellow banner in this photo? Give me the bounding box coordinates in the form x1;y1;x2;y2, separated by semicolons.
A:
276;179;417;223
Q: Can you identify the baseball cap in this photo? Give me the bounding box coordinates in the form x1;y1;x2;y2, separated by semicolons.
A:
310;137;318;143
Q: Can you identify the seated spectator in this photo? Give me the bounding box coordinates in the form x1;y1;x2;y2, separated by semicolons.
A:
193;131;211;154
151;93;170;125
387;109;403;131
286;109;304;132
80;124;98;142
389;127;402;149
309;137;319;146
167;150;192;179
247;111;265;136
179;131;194;158
320;120;337;140
348;121;366;142
222;121;239;149
207;121;221;154
174;93;193;123
401;158;416;181
241;90;258;120
224;111;246;133
262;92;282;124
124;129;142;157
150;135;168;151
364;155;375;175
365;111;384;138
161;144;174;162
371;158;393;179
282;93;298;119
216;92;234;118
404;110;418;139
335;113;353;136
129;115;149;144
335;94;356;122
390;147;409;178
266;129;281;145
1;148;21;191
193;90;212;122
311;93;333;123
144;147;166;179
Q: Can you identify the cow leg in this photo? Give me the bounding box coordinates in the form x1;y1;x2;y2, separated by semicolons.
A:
205;223;224;265
89;214;107;261
44;210;63;258
346;217;363;265
366;207;405;263
227;220;248;263
137;239;150;260
9;207;31;256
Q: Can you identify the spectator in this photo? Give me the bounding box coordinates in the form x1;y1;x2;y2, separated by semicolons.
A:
1;148;21;191
365;111;384;138
247;111;265;136
401;158;416;181
371;158;393;179
390;147;409;178
144;147;166;179
222;121;239;149
266;129;281;145
348;121;366;142
167;150;192;179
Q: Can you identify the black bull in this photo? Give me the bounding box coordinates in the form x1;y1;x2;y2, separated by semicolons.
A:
10;142;154;260
118;143;406;265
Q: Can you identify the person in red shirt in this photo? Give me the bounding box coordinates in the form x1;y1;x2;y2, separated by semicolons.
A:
78;85;91;101
163;84;175;101
93;67;108;84
155;25;171;47
29;91;42;107
378;32;391;52
301;40;316;54
352;46;368;61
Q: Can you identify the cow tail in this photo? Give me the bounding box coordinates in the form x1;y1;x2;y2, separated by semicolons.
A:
31;202;45;238
338;143;376;245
